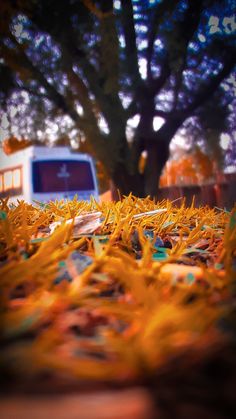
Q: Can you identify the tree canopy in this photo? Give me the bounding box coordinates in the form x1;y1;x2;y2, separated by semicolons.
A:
0;0;235;197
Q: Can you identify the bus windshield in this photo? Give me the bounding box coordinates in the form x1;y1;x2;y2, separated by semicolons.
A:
32;160;95;193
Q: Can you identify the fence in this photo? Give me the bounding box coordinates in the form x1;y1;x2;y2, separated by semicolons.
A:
101;174;236;209
158;174;236;209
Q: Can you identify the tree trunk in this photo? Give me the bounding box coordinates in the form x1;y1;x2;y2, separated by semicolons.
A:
108;117;183;200
111;163;145;199
144;139;170;198
110;142;167;200
140;117;183;199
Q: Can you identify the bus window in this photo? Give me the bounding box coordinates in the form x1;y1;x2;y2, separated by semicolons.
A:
0;174;3;193
32;160;95;193
0;166;23;197
3;171;12;191
13;168;21;188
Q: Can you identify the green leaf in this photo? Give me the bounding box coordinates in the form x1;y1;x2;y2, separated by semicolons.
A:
229;212;236;230
152;247;169;261
93;235;109;256
0;211;7;220
184;247;209;254
30;237;49;244
186;273;195;285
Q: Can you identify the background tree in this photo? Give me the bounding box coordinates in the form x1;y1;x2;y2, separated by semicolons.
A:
181;87;234;169
0;0;235;197
160;146;215;187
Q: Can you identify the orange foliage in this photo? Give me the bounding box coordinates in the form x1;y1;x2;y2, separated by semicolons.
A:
2;136;32;155
160;148;215;187
194;146;214;181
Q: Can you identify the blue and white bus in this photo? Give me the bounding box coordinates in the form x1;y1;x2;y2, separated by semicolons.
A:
0;146;99;203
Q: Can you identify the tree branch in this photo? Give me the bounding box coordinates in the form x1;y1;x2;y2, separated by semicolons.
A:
154;109;170;119
125;100;138;119
56;26;126;129
120;0;142;87
148;0;204;108
150;56;171;94
146;0;179;81
98;1;120;97
2;38;112;163
0;36;101;139
28;2;118;119
183;53;236;116
168;0;204;110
